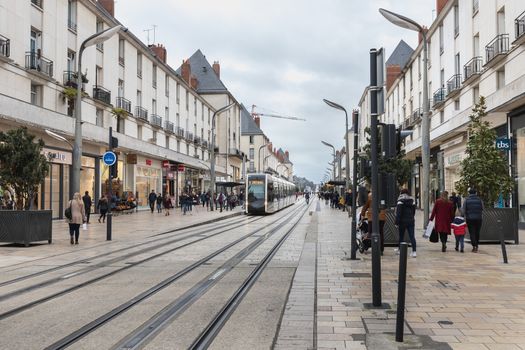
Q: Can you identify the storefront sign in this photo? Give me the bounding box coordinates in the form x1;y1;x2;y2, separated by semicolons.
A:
127;154;137;164
440;136;464;150
162;160;170;168
42;148;72;165
447;153;464;166
146;159;152;166
496;137;511;150
177;164;185;172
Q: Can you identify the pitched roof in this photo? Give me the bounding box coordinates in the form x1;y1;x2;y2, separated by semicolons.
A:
176;49;228;94
385;40;414;70
240;104;264;135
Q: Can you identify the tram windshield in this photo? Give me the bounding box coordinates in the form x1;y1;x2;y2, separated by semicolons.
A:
248;177;265;201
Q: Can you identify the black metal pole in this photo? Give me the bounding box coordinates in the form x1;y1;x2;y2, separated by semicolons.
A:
350;110;359;260
106;127;112;241
498;219;508;263
396;242;408;342
370;48;382;306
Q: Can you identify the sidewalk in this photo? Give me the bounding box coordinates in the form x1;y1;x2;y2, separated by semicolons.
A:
281;199;525;350
0;204;243;269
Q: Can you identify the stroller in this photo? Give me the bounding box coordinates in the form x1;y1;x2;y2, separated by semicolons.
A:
356;217;371;254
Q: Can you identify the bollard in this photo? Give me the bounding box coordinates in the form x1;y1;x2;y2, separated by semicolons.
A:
498;220;508;264
395;242;408;342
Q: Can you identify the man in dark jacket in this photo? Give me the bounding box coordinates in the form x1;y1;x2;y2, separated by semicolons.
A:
395;189;417;257
148;190;157;213
82;191;92;224
461;188;484;252
344;190;353;217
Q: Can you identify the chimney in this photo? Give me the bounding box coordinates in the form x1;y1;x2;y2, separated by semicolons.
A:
149;44;167;63
386;64;402;92
418;26;429;44
190;74;198;90
285;151;289;159
254;116;260;128
181;59;191;84
212;61;220;78
98;0;115;17
436;0;449;15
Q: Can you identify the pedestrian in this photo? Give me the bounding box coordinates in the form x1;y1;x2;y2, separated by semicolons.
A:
429;191;455;252
66;192;86;245
163;194;171;216
449;192;461;213
395;188;417;257
217;192;224;212
451;214;467;253
82;191;92;224
97;196;108;223
361;192;386;254
201;192;206;208
205;191;210;210
345;190;353;217
156;193;163;213
461;188;484;253
181;193;188;215
148;190;157;213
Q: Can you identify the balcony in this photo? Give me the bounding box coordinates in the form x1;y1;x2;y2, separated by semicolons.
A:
116;97;131;114
411;108;422;125
432;88;446;109
119;56;125;66
0;34;10;59
194;136;201;145
514;10;525;45
31;0;42;8
463;57;483;85
165;121;174;133
25;51;53;79
202;140;208;148
485;34;509;68
92;85;111;105
185;131;194;142
228;148;243;160
446;74;462;98
151;114;162;128
135;106;148;122
68;19;77;32
176;127;185;138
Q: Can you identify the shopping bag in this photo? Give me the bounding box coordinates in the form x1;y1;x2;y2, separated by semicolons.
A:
82;223;88;230
423;220;434;238
429;229;439;243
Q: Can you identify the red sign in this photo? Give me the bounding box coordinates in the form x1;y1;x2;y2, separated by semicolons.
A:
145;159;152;166
162;160;170;168
177;164;185;172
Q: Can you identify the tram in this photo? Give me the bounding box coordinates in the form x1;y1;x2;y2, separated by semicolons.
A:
245;173;296;214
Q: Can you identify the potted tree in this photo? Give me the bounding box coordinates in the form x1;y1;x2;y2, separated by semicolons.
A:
0;127;52;246
456;96;517;243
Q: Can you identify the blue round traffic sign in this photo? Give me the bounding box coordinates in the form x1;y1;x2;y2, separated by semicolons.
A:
103;151;117;166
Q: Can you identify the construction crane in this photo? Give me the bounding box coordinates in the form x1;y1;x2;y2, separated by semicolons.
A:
251;105;306;121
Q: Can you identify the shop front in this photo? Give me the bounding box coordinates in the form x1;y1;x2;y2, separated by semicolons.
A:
38;147;71;219
135;157;162;209
510;108;525;225
441;135;466;196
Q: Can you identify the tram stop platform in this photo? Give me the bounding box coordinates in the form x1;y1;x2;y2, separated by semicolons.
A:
276;198;525;350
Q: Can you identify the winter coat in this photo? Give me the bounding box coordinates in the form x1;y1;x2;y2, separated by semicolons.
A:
82;195;92;210
395;193;416;225
97;198;109;212
361;194;386;221
451;217;467;236
430;198;455;234
462;194;484;220
67;199;86;225
148;192;157;204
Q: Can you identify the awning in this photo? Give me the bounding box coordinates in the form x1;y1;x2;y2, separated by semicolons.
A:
216;181;244;188
327;180;346;186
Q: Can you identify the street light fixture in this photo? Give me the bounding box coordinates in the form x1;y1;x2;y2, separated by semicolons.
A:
257;143;267;172
323;99;351;191
210;102;236;211
321;140;336;181
379;7;430;229
72;25;123;194
45;129;73;149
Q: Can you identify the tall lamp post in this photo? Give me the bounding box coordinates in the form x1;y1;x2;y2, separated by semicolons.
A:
323;99;351;191
321;140;336;182
71;25;122;195
257;143;267;172
210;102;236;211
379;8;430;229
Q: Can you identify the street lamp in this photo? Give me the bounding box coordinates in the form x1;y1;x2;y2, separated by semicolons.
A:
379;8;430;229
257;143;267;172
45;129;73;149
323;99;351;191
263;154;272;172
210;102;236;211
321;140;336;181
71;25;123;195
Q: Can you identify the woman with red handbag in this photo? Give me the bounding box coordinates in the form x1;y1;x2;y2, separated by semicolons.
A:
429;191;455;252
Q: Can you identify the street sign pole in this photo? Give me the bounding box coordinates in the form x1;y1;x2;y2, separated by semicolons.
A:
106;127;114;241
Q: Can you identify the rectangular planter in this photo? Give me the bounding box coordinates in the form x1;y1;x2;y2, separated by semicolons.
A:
0;210;52;246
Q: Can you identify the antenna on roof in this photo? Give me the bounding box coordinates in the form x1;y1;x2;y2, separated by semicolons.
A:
144;28;152;45
143;25;158;45
152;25;157;45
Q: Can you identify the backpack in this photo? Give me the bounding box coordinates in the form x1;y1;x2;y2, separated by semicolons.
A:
64;201;72;220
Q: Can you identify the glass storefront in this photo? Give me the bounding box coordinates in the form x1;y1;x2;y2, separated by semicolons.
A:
136;166;161;207
101;159;125;199
80;156;96;213
514;127;525;222
38;148;72;219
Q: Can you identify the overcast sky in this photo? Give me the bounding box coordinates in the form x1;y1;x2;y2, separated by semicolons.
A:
116;0;435;183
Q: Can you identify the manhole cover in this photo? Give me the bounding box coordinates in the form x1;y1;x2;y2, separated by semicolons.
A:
343;272;371;278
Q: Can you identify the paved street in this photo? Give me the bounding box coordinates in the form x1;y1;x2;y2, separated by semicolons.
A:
1;199;525;349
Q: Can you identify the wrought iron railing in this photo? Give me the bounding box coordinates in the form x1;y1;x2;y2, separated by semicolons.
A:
119;56;125;66
116;97;131;114
485;34;509;64
0;34;10;58
165;121;174;133
194;136;201;145
68;19;77;32
25;51;53;78
93;85;111;105
185;131;194;141
176;127;185;137
202;140;208;148
151;114;162;127
135;106;148;121
432;88;446;108
463;56;483;81
411;108;422;124
516;10;525;40
446;74;462;95
31;0;42;8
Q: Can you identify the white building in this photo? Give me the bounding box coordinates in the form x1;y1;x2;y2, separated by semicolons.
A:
0;0;239;217
374;0;525;225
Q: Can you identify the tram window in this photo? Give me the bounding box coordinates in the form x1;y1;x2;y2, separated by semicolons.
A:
267;182;274;202
248;178;265;201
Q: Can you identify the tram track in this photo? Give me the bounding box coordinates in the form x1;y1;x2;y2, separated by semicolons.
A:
0;214;252;289
42;203;306;350
0;215;263;320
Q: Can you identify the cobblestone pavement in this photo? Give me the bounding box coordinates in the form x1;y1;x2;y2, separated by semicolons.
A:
280;198;525;350
0;205;243;269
